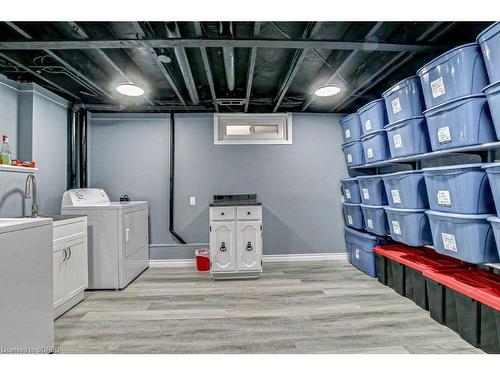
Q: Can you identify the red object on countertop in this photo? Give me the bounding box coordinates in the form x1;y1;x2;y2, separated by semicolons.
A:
195;248;210;272
423;268;500;311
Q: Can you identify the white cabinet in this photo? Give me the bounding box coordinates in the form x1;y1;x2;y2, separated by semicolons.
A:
209;205;262;279
53;216;88;318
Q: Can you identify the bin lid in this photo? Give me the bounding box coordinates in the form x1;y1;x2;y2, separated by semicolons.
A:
397;251;468;272
487;216;500;224
423;268;500;311
384;116;425;131
384;206;426;213
360;129;386;141
381;169;423;179
382;75;420;98
344;226;384;241
342;202;361;207
476;21;500;44
356;174;384;181
340;113;360;124
417;42;479;76
340;177;358;182
357;98;385;114
483;80;500;95
341;139;361;149
422;94;486;116
360;204;387;209
373;243;421;260
425;210;491;220
421;163;486;173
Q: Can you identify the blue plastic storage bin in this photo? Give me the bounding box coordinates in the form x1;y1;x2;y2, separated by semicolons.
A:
482;163;500;216
382;76;425;123
360;204;389;236
340;113;362;143
484;81;500;139
357;98;388;135
486;216;500;261
382;170;429;209
357;175;388;206
343;202;364;230
417;43;489;109
426;210;499;264
342;140;364;168
477;22;500;83
340;177;361;204
384;207;432;247
360;130;390;163
423;164;495;214
384;116;430;158
423;94;496;151
344;226;387;277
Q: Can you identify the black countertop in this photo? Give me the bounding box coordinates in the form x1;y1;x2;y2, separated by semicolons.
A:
209;194;262;207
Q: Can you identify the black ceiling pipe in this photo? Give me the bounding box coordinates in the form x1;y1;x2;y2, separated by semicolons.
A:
169;112;187;244
79;109;88;188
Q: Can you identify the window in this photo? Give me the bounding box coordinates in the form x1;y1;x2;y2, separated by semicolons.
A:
214;113;292;145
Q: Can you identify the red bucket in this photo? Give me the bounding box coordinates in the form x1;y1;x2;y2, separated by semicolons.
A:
195;248;210;271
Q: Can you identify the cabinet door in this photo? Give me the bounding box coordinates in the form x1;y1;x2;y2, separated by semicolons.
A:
237;221;262;271
210;221;236;272
64;238;88;300
53;246;65;309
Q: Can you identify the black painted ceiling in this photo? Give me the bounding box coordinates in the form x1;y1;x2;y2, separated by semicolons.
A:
0;21;492;113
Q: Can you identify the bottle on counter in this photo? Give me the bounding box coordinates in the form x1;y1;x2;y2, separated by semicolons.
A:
0;135;12;165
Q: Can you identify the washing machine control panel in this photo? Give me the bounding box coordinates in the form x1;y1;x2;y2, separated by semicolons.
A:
62;188;110;206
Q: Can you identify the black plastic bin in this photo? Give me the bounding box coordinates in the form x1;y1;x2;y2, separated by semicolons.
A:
406;267;428;310
480;304;500;354
387;258;405;296
446;288;480;347
425;276;446;325
375;254;387;285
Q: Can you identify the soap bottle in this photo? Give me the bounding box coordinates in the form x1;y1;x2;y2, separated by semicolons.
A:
0;135;12;165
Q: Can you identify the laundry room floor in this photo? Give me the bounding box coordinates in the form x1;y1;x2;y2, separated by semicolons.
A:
54;261;483;354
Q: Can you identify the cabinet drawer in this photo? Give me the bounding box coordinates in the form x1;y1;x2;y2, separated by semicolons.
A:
209;207;235;221
53;219;87;243
237;206;262;220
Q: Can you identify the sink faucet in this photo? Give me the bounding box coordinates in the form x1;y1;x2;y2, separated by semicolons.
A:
24;174;38;218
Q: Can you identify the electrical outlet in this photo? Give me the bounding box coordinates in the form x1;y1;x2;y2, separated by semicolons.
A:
189;196;196;206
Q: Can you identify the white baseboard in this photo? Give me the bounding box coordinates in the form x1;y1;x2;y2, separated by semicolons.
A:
149;252;347;268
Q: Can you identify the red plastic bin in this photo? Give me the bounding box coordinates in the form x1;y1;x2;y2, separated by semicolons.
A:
195;248;210;271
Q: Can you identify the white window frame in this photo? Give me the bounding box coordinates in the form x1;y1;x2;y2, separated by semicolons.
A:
213;113;293;145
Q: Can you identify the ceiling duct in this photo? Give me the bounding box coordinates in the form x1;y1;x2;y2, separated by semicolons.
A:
220;22;235;92
165;22;200;105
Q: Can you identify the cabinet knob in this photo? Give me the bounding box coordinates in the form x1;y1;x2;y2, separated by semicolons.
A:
246;242;253;251
220;242;227;252
67;247;72;260
62;248;67;261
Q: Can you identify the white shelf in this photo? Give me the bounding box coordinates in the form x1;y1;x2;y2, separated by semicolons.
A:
0;164;38;174
350;141;500;170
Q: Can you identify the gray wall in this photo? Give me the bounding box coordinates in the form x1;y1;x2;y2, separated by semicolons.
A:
89;113;175;248
89;112;348;259
0;76;69;217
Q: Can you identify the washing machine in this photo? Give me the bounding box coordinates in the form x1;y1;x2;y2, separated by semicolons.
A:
61;188;149;290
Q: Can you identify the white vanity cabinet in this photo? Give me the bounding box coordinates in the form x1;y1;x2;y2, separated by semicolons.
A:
52;216;88;318
209;205;262;279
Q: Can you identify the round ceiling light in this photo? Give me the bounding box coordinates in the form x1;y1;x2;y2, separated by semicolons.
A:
116;82;145;97
314;85;341;97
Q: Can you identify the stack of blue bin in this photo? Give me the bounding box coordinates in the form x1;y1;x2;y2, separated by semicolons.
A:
340;114;364;167
423;164;499;264
382;77;430;158
482;163;500;264
418;41;496;150
358;99;390;163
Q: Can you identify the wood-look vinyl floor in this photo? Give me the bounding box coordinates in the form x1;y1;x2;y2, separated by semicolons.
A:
54;261;483;354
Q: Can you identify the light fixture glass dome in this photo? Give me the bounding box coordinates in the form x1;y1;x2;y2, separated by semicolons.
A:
116;82;145;97
314;85;341;97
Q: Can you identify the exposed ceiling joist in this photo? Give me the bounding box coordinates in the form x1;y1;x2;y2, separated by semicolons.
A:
194;22;218;112
0;39;445;53
301;22;384;112
131;22;186;106
5;22;114;100
330;22;452;113
0;52;80;99
272;22;323;112
244;22;261;112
